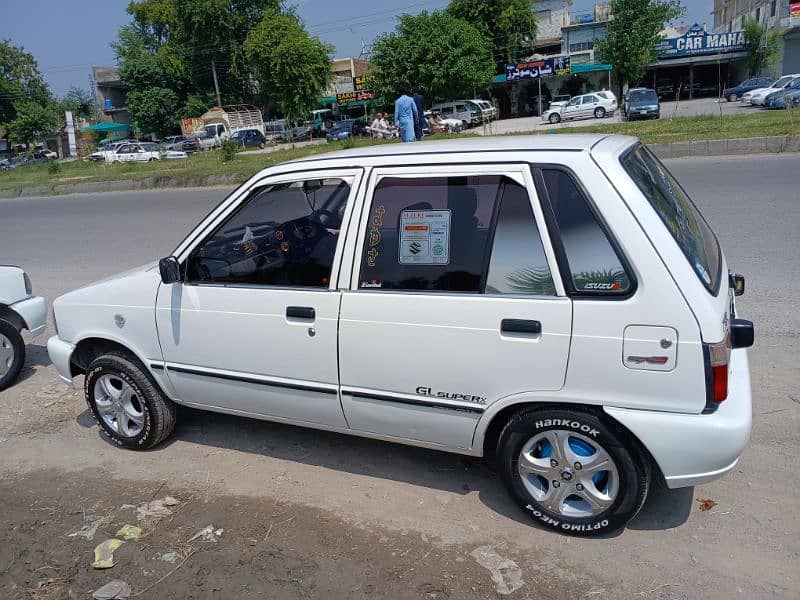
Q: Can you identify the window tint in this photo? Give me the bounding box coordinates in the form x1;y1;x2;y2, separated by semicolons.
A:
582;95;595;104
486;183;555;295
541;169;632;295
622;144;721;293
187;178;351;287
360;176;548;294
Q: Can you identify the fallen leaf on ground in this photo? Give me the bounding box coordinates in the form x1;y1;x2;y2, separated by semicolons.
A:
697;498;717;511
92;539;125;569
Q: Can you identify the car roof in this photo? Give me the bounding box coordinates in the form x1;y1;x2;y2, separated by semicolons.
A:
286;134;632;165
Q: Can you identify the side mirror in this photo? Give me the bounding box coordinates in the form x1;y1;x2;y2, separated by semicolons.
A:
159;256;181;284
731;318;754;349
730;273;745;297
303;179;323;194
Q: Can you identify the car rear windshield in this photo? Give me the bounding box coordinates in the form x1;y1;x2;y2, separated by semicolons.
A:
622;144;722;294
629;90;658;102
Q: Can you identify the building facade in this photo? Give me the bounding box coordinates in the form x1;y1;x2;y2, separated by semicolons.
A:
531;0;573;54
91;67;130;126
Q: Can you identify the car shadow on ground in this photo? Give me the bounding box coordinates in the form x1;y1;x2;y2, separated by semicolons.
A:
16;342;52;384
79;403;693;535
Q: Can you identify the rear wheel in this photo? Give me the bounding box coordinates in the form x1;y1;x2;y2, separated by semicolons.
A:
0;319;25;391
548;113;561;124
85;352;176;449
497;406;650;536
728;93;738;102
594;107;606;119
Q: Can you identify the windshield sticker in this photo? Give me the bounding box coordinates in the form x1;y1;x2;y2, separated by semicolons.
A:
399;209;451;265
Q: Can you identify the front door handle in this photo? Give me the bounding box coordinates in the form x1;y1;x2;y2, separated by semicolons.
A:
286;306;315;320
501;319;541;335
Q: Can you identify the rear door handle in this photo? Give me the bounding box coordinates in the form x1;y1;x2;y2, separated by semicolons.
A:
286;306;315;320
501;319;542;335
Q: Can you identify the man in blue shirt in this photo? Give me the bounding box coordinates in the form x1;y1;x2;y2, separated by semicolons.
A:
394;86;418;143
412;87;426;140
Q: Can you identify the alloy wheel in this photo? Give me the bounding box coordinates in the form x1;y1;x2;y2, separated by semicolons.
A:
93;374;145;437
0;333;14;376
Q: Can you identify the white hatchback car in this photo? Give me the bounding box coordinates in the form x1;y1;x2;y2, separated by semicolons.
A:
48;135;753;536
0;266;47;390
542;92;616;124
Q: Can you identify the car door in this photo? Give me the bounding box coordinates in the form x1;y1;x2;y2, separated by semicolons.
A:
155;169;364;427
582;95;598;118
562;96;582;120
338;164;572;450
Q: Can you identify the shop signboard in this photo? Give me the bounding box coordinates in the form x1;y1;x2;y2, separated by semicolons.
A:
336;90;376;105
792;0;800;26
505;56;570;80
654;23;747;58
354;75;375;91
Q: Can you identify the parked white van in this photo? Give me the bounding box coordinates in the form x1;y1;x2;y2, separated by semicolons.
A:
429;101;480;128
48;135;753;536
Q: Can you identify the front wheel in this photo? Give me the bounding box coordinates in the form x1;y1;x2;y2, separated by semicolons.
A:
497;407;650;536
0;319;25;390
85;352;176;449
594;107;606;119
548;113;561;124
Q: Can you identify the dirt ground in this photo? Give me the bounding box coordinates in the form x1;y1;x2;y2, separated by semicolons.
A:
0;470;592;600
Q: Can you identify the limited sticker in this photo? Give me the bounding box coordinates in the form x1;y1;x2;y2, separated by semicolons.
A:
399;209;451;265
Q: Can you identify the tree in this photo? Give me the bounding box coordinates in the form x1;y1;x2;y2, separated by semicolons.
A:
743;17;782;77
447;0;537;71
595;0;683;91
6;100;60;146
370;11;495;103
244;10;333;125
0;40;51;127
126;87;179;137
58;87;96;121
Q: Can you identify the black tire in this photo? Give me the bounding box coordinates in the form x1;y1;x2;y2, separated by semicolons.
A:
0;319;25;391
85;351;176;450
548;113;561;124
497;406;650;537
594;107;606;119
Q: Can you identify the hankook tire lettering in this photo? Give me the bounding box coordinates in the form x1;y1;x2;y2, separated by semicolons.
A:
535;419;600;437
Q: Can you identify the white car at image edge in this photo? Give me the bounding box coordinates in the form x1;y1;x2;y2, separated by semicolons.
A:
47;135;753;537
0;266;47;390
742;74;800;105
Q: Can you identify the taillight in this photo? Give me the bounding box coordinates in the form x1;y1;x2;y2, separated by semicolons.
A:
705;337;731;409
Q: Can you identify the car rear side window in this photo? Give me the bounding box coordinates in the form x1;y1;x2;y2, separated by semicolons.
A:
622;144;721;293
540;168;632;295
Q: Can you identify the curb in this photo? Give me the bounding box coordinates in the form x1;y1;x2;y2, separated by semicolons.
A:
648;134;800;159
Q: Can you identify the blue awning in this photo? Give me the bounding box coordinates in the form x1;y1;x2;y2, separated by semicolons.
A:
571;63;613;74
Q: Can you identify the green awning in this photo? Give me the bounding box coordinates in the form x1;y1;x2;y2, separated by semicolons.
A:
82;121;131;132
493;73;507;83
570;63;613;74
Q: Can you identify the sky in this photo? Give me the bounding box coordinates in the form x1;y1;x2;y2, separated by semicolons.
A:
3;0;714;97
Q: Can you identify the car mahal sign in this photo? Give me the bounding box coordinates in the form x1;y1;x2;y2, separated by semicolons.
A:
654;23;747;58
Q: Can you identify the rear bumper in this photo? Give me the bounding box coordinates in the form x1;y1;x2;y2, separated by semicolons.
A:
605;348;752;489
10;295;47;336
47;335;75;385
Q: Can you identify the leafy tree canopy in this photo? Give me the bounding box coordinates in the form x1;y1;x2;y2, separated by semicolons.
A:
447;0;537;71
5;100;60;145
743;17;782;77
244;10;333;125
0;40;52;127
596;0;683;89
58;86;96;121
370;11;495;103
126;86;179;137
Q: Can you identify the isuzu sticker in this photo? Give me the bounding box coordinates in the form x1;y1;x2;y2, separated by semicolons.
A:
399;210;450;265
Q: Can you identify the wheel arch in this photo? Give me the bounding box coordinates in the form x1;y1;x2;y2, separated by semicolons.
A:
70;336;147;377
0;304;26;331
476;399;663;481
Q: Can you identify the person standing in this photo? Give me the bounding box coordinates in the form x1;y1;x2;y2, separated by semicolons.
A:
394;86;418;143
412;87;426;140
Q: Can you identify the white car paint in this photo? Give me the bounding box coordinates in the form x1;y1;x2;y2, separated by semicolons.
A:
104;142;161;164
48;134;751;491
0;266;47;336
430;101;479;127
541;93;616;124
742;74;800;105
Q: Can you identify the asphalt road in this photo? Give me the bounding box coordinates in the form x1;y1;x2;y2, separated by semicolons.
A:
0;153;798;598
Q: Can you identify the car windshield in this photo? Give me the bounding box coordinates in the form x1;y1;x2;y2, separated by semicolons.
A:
629;90;658;103
772;76;794;88
622;144;721;294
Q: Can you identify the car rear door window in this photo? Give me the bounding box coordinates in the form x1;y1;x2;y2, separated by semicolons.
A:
359;175;554;294
539;168;632;295
622;144;721;293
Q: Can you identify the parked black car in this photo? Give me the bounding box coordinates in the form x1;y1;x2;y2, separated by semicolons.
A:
623;88;660;120
325;119;365;142
231;129;267;149
722;77;775;102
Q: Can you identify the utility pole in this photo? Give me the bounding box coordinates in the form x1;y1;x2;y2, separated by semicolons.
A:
211;59;222;107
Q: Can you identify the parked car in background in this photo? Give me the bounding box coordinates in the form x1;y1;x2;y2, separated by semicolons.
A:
325;119;365;142
0;266;46;390
140;142;188;160
231;129;267;149
470;99;497;122
542;92;615;124
105;142;161;164
723;76;774;102
743;74;800;105
425;111;463;133
655;79;674;98
594;90;619;113
37;149;57;159
763;76;800;108
430;101;479;128
623;88;661;120
47;134;753;537
162;136;200;153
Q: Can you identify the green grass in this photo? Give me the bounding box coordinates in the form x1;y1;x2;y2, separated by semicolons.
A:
520;108;800;144
1;111;797;194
